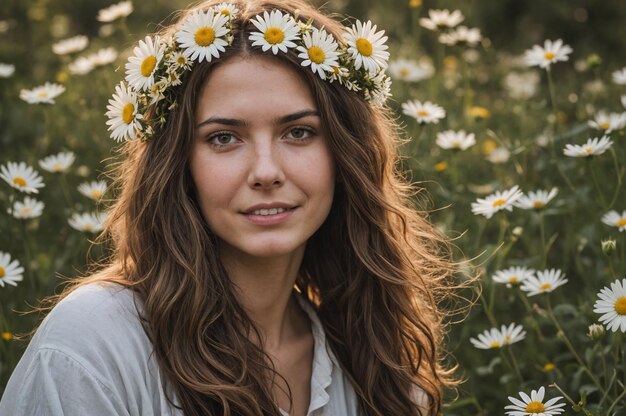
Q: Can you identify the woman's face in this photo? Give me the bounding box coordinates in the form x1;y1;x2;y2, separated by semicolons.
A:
190;55;335;261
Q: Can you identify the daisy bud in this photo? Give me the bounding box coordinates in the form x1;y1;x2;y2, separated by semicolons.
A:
587;323;605;341
601;238;616;257
586;53;601;68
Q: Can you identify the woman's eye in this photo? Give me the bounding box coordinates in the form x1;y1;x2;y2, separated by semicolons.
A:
208;133;237;147
286;127;314;140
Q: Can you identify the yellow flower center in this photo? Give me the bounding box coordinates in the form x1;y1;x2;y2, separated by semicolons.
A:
434;161;448;172
1;332;13;341
533;201;545;209
509;277;519;283
417;110;429;117
544;52;555;60
616;219;626;227
21;207;32;215
140;55;157;77
355;38;373;56
585;147;593;154
122;103;135;125
219;8;231;16
492;199;506;207
12;177;27;187
470;106;490;119
615;297;626;315
399;68;409;77
38;91;49;98
84;223;93;231
91;190;102;199
451;140;461;149
409;0;422;7
540;283;552;291
490;341;500;348
264;27;285;45
195;27;216;46
0;266;5;278
525;401;545;413
177;56;187;65
543;362;556;371
307;46;326;64
600;122;610;129
482;139;497;155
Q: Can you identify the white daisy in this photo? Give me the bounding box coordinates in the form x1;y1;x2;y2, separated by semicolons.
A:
515;188;558;210
436;130;476;150
524;39;573;69
52;35;89;55
68;56;95;75
168;50;193;71
593;278;626;332
439;26;482;47
419;9;464;31
0;252;24;288
470;185;523;219
520;269;568;296
470;327;505;349
492;266;535;285
249;10;300;55
505;386;566;415
90;47;118;66
0;63;15;78
0;162;45;194
344;20;389;75
503;71;540;100
486;146;511;164
38;151;75;173
388;59;433;82
68;212;107;233
563;135;613;158
9;197;44;219
588;111;626;133
296;27;340;80
612;67;626;85
97;1;133;22
401;100;446;124
105;81;143;142
19;82;66;104
501;323;527;345
602;210;626;232
125;35;165;91
78;180;108;201
212;2;239;18
176;9;230;63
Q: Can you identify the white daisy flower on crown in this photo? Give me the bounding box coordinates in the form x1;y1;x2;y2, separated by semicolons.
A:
69;212;107;233
563;135;613;158
344;20;389;75
90;47;118;66
593;278;626;333
505;386;566;416
520;269;568;296
97;1;133;22
328;65;350;84
470;185;523;219
0;162;45;194
78;180;107;201
524;39;573;69
148;78;169;105
105;82;143;142
469;327;505;349
588;110;626;133
401;100;445;124
249;10;300;55
515;188;558;210
212;2;239;18
38;151;75;173
176;9;230;63
365;73;392;107
436;130;476;150
388;59;433;82
296;27;340;80
9;197;44;219
19;82;66;104
68;56;95;75
125;35;165;91
52;35;89;55
492;266;535;285
0;63;15;78
419;9;464;31
612;67;626;85
168;50;193;71
602;210;626;232
0;252;24;288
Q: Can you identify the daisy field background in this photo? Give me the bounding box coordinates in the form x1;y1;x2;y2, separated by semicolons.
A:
1;0;625;413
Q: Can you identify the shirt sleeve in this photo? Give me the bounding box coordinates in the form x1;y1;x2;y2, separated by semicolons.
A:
1;347;131;416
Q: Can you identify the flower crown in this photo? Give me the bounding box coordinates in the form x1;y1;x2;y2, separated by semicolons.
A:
105;3;392;142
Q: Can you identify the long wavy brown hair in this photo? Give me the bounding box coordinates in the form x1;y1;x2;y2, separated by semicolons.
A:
41;0;460;414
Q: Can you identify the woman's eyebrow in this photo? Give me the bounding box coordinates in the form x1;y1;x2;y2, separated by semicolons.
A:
196;109;320;128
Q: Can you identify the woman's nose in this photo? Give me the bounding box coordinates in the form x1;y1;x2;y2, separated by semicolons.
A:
247;140;285;190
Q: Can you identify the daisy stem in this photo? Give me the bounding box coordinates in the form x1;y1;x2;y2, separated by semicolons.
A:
515;288;545;341
476;285;498;327
550;382;593;416
60;174;73;208
462;57;472;125
599;369;616;407
504;345;523;384
546;68;559;157
588;160;608;210
539;210;547;268
606;384;625;415
546;297;607;396
607;148;623;210
20;219;33;287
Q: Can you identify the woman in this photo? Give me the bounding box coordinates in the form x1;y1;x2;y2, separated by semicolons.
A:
0;1;457;414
